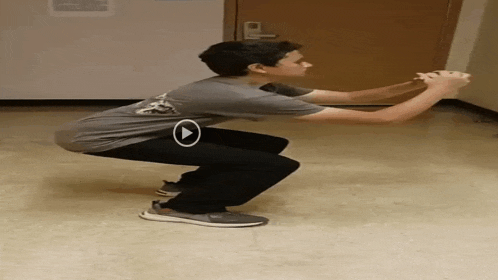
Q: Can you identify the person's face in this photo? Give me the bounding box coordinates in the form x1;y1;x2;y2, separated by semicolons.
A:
250;50;313;77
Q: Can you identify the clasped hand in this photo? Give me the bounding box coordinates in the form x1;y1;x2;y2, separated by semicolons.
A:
413;70;472;90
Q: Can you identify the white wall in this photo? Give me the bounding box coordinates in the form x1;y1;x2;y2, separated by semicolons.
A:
0;0;224;99
456;0;498;112
445;0;488;74
445;0;497;112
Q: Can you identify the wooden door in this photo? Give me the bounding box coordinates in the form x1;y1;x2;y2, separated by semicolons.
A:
224;0;462;104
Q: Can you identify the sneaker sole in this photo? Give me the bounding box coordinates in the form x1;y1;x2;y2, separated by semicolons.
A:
138;211;266;228
155;189;181;197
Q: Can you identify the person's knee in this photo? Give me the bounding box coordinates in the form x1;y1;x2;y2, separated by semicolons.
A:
243;154;299;172
276;137;290;149
279;157;300;173
268;136;289;154
289;158;300;171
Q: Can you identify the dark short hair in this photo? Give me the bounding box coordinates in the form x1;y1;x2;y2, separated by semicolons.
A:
199;40;303;76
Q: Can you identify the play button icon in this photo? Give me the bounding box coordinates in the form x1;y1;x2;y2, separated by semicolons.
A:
182;127;193;139
173;119;201;147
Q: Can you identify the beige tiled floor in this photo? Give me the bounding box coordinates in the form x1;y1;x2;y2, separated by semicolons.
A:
1;105;497;280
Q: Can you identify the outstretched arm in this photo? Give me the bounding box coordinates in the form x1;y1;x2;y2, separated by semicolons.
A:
348;79;428;102
298;75;430;104
294;71;471;125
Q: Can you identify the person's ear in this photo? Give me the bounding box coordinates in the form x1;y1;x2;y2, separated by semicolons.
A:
247;63;267;74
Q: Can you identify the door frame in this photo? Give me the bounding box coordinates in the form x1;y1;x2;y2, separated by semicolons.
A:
222;0;464;71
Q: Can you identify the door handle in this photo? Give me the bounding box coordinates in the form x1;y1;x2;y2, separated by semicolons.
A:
243;22;278;40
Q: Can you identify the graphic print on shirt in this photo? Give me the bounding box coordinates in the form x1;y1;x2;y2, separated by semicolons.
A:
135;92;181;115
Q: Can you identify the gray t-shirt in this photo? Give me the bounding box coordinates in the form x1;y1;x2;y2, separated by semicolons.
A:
54;76;326;153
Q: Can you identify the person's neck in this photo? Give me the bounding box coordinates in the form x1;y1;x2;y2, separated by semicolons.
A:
225;74;278;87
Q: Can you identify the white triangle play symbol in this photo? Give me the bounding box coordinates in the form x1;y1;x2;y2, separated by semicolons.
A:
182;127;193;140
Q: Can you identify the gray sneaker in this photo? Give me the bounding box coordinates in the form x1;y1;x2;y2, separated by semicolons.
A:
139;200;269;228
155;180;183;197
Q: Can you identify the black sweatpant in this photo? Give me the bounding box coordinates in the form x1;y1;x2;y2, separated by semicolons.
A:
86;127;300;214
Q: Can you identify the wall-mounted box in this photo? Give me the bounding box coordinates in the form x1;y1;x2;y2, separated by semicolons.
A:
48;0;115;17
